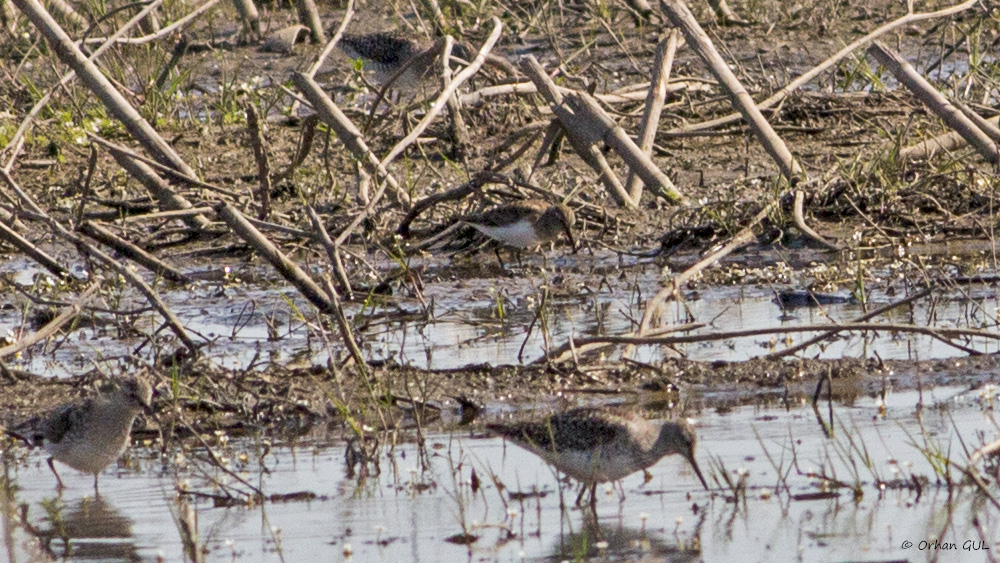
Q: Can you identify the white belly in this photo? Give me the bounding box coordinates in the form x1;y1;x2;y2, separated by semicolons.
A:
470;221;539;248
46;427;131;475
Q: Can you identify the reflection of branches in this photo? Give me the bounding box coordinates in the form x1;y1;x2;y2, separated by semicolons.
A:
174;416;263;500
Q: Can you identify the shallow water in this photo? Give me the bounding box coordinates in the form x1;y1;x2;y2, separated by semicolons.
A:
3;248;1000;378
5;381;999;562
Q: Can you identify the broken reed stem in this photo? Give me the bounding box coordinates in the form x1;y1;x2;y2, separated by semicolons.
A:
0;220;70;278
231;0;261;41
80;0;219;45
78;221;190;283
457;80;695;106
660;0;803;181
45;0;86;29
867;41;1000;164
523;56;685;205
10;0;197;178
441;36;469;158
244;103;272;220
665;0;980;135
767;285;935;358
625;30;679;203
215;202;335;313
275;115;317;183
104;144;213;231
305;0;354;77
2;0;167;172
2;168;195;350
0;283;101;359
954;101;1000;143
793;190;840;251
900;114;1000;162
289;0;355;117
576;320;1000;352
396;171;495;237
322;277;366;367
421;0;448;34
307;204;354;300
543;323;705;364
706;0;745;25
292;73;410;208
520;57;636;207
90;134;239;199
295;0;325;43
635;200;776;342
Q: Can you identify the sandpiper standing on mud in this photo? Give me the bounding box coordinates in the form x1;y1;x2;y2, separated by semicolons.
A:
6;376;153;494
488;409;708;509
464;199;577;251
339;32;436;88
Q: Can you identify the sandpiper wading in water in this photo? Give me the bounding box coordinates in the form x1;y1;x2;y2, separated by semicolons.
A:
488;409;708;510
6;376;153;494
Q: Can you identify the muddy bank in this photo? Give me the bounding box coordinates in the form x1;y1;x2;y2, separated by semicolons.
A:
4;351;998;442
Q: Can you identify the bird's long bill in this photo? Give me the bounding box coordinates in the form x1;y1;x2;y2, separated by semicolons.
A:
688;454;709;490
565;226;578;253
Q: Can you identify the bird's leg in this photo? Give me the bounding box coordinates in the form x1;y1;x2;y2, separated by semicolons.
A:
574;484;588;507
93;475;100;497
46;458;64;490
493;245;507;270
588;484;597;513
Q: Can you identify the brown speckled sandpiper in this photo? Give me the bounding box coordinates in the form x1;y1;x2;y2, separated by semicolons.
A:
488;409;707;508
339;32;437;88
465;199;577;251
7;376;153;494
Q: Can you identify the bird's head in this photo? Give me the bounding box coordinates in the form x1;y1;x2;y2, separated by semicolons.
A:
658;419;708;490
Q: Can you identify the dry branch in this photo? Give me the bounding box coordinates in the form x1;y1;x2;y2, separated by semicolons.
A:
0;220;70;278
292;73;410;208
295;0;324;43
215;202;334;314
44;0;85;29
245;103;272;220
0;283;100;359
767;285;935;358
635;200;776;341
565;320;1000;357
104;144;213;232
231;0;260;41
666;0;980;135
11;0;197;178
304;0;354;79
2;173;201;354
564;91;685;204
625;31;678;203
899;115;1000;162
380;19;504;169
521;57;640;207
79;221;190;284
793;190;840;251
79;0;219;45
307;205;353;300
660;0;802;181
868;41;999;165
